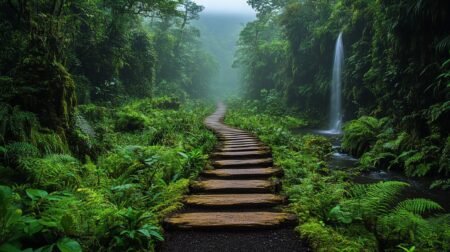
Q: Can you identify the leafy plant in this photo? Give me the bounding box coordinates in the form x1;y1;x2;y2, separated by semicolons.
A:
109;208;163;251
342;116;386;156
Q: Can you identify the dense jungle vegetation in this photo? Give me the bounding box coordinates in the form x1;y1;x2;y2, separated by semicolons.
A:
0;0;449;251
0;0;217;251
235;0;450;186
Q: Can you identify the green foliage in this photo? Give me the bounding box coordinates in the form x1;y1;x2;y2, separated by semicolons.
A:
0;104;39;144
115;111;149;132
0;185;24;245
226;100;449;251
301;135;333;160
346;116;447;178
299;220;372;251
19;154;82;191
241;0;450;183
342;116;385;156
56;238;82;252
331;181;447;250
108;208;163;251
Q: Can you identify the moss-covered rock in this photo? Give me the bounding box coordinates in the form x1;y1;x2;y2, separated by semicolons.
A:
14;56;76;138
114;111;148;132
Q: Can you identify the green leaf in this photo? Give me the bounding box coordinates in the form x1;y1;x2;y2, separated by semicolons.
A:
178;152;188;159
56;238;82;252
145;229;164;241
38;219;58;228
139;225;164;241
26;189;48;201
34;244;55;252
24;219;43;235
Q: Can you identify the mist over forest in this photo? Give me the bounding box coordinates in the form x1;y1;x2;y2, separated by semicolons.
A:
194;13;255;99
0;0;449;251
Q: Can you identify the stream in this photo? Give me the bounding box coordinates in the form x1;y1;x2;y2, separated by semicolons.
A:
293;128;450;211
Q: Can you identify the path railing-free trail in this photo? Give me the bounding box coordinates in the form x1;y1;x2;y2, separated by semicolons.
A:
163;103;297;230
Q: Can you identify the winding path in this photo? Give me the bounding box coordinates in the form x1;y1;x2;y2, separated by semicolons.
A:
160;103;308;251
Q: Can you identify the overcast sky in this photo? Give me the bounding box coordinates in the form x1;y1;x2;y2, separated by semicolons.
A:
195;0;255;15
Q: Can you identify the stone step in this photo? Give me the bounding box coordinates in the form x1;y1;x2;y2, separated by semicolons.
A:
213;158;273;168
184;194;285;208
190;179;277;193
211;150;271;159
202;168;282;179
164;212;297;230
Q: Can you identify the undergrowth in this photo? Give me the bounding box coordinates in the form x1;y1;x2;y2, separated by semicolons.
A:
225;99;449;252
0;97;215;251
343;116;450;186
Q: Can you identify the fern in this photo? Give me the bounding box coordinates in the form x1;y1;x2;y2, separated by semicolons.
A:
342;116;385;156
20;154;82;191
349;181;409;217
395;198;443;215
30;129;69;155
5;142;40;167
379;209;432;244
430;179;450;190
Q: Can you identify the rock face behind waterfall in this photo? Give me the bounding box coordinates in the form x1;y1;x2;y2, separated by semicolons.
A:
329;32;344;133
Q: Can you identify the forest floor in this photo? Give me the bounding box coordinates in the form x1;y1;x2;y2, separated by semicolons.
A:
159;103;309;251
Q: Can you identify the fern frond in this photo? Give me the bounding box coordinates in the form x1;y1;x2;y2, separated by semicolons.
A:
395;198;443;215
347;181;409;217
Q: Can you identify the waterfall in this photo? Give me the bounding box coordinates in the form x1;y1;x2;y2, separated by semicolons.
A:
329;32;344;133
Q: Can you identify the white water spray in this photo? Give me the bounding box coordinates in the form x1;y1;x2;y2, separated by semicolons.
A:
328;32;344;133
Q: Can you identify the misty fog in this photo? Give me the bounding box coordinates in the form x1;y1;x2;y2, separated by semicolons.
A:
193;13;255;99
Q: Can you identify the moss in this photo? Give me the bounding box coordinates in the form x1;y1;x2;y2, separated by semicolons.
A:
14;57;76;138
299;220;374;251
152;96;180;110
114;111;148;132
77;104;110;123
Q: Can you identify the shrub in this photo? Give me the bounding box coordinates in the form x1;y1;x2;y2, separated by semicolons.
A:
115;111;148;132
342;116;386;156
19;154;82;191
5;142;40;168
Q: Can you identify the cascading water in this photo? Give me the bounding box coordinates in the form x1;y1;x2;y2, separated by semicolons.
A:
328;32;344;134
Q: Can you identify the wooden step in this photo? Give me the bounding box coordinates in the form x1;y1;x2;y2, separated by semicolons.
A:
218;146;270;152
202;168;282;179
219;132;250;136
218;130;245;133
164;212;297;230
211;150;271;159
222;144;265;149
184;194;285;208
191;179;276;193
218;136;256;140
213;158;273;168
223;140;261;144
